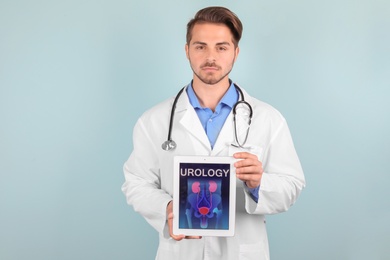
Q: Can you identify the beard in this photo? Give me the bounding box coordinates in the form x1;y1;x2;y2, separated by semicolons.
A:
189;59;235;85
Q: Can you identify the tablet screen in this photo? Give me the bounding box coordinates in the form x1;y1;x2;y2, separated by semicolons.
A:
173;156;236;237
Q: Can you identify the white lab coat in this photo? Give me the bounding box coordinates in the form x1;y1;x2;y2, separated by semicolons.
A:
122;86;305;260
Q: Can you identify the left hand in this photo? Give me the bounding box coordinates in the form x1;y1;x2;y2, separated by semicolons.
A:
166;201;202;241
233;152;263;189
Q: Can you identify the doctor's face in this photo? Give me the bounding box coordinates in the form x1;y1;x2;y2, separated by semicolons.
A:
185;23;239;85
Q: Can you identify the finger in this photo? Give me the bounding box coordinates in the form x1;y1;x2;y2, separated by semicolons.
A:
235;156;262;171
236;164;262;174
236;171;261;181
233;152;256;160
236;166;262;188
236;166;261;177
168;212;185;241
185;236;202;239
236;173;261;189
169;227;185;241
234;155;260;168
171;234;185;241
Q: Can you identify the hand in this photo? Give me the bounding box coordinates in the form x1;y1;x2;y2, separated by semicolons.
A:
166;201;202;241
233;152;263;189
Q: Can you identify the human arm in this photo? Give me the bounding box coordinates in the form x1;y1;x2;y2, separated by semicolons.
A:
241;117;305;215
121;118;172;236
122;116;204;239
234;152;262;203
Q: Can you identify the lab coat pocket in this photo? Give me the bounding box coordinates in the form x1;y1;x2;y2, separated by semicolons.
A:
228;144;264;160
156;239;179;260
239;242;268;260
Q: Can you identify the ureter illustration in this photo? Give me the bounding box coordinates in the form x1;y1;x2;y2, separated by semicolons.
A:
185;180;222;229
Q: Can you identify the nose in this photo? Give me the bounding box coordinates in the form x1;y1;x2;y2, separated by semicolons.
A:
205;49;217;62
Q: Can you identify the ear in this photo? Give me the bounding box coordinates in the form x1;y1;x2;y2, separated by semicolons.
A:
185;43;189;59
234;46;240;62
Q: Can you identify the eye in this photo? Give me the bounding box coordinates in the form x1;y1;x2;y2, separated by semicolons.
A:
195;45;205;50
217;46;227;51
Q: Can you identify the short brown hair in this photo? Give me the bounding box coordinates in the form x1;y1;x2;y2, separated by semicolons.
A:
186;6;243;47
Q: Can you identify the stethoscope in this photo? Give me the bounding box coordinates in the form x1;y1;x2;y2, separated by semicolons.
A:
161;83;253;151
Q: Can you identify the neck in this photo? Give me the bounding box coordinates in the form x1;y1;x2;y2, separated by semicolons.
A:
192;77;231;111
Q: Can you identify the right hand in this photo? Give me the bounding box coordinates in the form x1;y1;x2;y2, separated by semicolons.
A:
167;201;202;241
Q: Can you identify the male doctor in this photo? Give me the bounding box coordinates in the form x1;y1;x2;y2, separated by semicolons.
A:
122;6;305;260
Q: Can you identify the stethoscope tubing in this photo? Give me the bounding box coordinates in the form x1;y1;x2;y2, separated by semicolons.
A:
166;87;185;143
162;83;252;151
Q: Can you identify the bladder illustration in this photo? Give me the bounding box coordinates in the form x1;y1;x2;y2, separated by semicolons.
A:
185;180;223;229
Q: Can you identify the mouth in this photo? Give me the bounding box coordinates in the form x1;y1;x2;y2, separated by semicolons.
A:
201;66;219;71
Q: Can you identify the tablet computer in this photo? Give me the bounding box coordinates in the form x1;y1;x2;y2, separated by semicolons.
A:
173;156;236;237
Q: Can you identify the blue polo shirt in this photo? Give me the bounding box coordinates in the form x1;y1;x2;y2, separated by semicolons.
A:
186;82;238;149
186;82;260;202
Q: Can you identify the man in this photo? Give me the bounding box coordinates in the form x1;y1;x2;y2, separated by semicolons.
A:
122;6;305;260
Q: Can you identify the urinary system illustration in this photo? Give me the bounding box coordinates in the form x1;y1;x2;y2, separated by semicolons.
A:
186;180;223;229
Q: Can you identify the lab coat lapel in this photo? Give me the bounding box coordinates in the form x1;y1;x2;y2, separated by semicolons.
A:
173;86;254;154
175;89;211;151
212;88;254;156
211;112;234;156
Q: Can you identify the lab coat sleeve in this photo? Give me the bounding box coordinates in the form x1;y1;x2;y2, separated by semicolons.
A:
245;116;306;215
121;117;172;236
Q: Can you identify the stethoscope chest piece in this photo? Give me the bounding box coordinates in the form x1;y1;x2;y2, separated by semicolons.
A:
162;140;177;151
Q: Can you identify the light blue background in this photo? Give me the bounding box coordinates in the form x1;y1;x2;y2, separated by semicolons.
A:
1;0;389;259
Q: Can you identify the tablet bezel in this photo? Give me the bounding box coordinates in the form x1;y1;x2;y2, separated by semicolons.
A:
172;156;236;237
